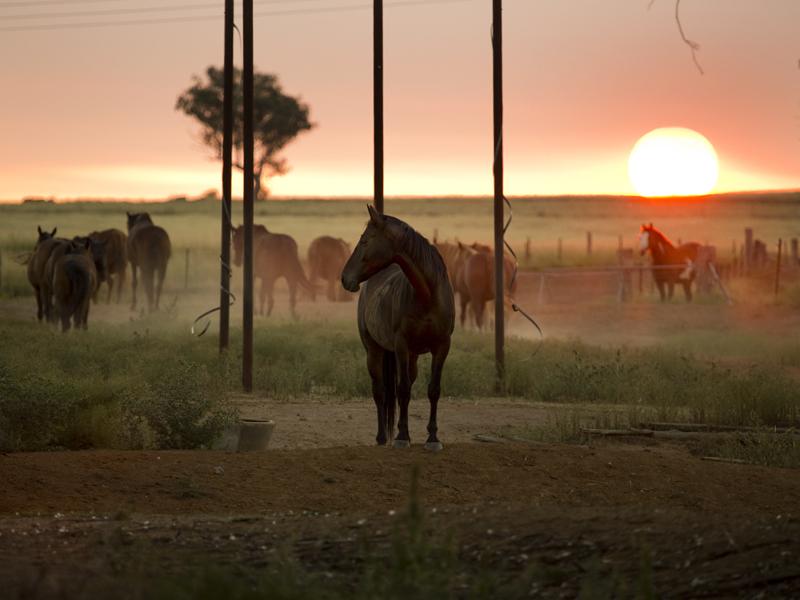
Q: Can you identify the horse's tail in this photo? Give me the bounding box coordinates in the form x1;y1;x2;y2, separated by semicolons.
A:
289;250;317;300
383;351;397;440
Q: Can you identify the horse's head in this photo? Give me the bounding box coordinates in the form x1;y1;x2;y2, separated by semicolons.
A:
638;223;654;255
36;226;57;244
74;236;109;283
231;225;245;267
126;212;153;231
341;205;399;292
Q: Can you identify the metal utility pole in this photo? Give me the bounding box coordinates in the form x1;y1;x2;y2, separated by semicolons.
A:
374;0;384;214
219;0;234;353
492;0;504;389
242;0;254;391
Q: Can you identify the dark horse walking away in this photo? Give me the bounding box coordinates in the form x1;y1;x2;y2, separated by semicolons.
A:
232;224;315;318
341;206;455;451
639;223;700;302
126;212;171;311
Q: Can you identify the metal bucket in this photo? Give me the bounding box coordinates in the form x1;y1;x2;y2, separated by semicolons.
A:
214;419;275;452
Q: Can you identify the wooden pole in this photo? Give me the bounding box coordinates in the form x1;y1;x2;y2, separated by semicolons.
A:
242;0;254;392
586;231;592;256
219;0;234;353
373;0;384;214
524;236;531;262
775;238;782;300
791;238;799;267
492;0;504;389
557;237;562;262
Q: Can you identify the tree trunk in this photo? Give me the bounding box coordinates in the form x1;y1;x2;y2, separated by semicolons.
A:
253;169;264;201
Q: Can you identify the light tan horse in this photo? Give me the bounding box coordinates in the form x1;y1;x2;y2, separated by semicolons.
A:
308;235;352;301
27;226;60;322
232;224;315;318
462;243;517;330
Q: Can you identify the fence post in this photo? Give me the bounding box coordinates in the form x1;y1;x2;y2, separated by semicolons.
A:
791;238;798;267
524;236;531;262
618;235;623;250
557;237;563;262
184;248;190;290
586;231;592;256
744;227;753;272
775;238;782;300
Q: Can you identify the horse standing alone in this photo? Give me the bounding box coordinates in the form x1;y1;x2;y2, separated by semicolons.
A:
639;223;700;302
126;212;171;311
341;206;454;450
308;235;352;301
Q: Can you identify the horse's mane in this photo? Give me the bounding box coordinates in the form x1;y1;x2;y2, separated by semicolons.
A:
386;215;447;280
645;225;676;249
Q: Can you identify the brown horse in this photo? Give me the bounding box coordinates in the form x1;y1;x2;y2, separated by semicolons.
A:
639;223;700;302
87;228;128;303
308;235;352;301
52;238;98;332
126;212;171;311
27;226;60;321
232;224;315;318
461;243;517;330
341;206;454;451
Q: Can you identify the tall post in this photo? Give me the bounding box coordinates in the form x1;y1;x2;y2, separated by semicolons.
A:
373;0;384;214
775;238;782;300
492;0;504;389
242;0;254;392
219;0;234;353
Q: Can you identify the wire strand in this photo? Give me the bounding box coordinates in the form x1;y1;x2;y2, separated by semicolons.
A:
0;0;471;32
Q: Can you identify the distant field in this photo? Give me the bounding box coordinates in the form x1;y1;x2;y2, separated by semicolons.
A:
2;192;798;298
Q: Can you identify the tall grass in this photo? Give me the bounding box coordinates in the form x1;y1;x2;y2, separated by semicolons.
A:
1;314;797;451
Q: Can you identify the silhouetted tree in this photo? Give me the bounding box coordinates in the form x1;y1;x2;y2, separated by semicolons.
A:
176;66;313;199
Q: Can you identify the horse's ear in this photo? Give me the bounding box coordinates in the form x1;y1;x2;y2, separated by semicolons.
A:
51;227;57;236
37;226;43;235
649;222;653;229
126;211;131;217
367;204;385;228
83;238;92;250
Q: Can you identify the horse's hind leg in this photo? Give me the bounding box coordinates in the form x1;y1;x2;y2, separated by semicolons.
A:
34;285;43;321
155;263;167;310
425;341;450;452
655;280;666;302
392;345;412;449
459;294;469;328
142;267;155;312
130;263;138;310
683;281;693;302
667;282;675;300
367;350;388;446
117;265;126;304
288;278;298;320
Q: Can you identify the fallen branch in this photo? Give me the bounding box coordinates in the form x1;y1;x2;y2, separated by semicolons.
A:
701;456;747;465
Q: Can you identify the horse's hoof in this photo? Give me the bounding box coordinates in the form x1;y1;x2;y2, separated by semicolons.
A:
392;439;411;449
424;441;443;452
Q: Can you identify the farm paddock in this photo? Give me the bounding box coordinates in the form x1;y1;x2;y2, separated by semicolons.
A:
1;196;800;597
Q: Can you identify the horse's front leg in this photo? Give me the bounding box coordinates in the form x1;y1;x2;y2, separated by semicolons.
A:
367;351;388;446
393;345;412;449
425;341;450;452
667;282;675;299
683;280;693;302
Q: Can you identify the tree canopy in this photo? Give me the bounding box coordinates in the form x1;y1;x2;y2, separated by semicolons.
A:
176;66;314;199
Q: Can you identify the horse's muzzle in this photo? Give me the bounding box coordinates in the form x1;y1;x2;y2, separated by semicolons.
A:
341;275;360;293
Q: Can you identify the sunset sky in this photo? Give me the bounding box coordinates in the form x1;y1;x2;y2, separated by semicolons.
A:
0;0;798;201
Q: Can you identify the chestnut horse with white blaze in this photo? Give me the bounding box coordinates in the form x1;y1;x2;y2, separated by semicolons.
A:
639;223;700;302
341;206;454;451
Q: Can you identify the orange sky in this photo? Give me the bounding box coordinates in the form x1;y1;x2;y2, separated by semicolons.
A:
0;0;798;201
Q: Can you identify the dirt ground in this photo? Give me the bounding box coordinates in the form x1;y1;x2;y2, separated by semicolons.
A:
2;436;800;598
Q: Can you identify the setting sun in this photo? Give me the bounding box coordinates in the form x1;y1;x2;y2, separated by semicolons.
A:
628;127;719;197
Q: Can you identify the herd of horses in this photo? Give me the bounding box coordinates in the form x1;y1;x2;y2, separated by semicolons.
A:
24;204;699;449
25;212;357;331
26;213;171;331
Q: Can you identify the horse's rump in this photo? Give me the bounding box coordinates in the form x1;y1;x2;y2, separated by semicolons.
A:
129;225;171;271
89;229;127;274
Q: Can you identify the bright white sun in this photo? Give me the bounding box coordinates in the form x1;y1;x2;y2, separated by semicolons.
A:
628;127;719;197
